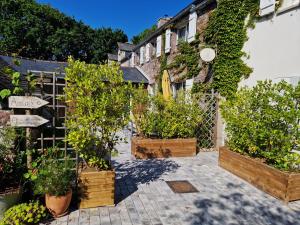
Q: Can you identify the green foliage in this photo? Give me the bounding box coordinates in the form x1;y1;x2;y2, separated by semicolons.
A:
33;159;74;196
205;0;259;98
0;201;47;225
24;148;75;196
221;80;300;171
131;25;157;45
65;58;133;170
0;126;25;193
167;40;201;80
0;0;127;63
132;90;202;139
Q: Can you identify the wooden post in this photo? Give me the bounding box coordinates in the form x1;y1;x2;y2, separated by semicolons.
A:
25;108;33;169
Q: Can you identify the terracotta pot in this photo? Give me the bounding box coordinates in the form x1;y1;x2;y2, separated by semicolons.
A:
45;190;72;218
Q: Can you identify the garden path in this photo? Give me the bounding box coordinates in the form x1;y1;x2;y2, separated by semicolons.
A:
47;130;300;225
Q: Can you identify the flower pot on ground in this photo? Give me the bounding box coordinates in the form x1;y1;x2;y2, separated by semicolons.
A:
0;126;25;218
65;58;133;208
220;81;300;202
31;154;75;218
131;89;202;159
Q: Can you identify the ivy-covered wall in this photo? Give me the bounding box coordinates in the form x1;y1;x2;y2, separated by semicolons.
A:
205;0;259;98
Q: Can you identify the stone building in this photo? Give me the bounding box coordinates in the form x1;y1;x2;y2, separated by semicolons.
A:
112;0;216;95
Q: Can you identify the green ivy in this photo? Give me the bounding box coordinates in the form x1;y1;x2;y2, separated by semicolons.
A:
205;0;259;98
167;35;201;81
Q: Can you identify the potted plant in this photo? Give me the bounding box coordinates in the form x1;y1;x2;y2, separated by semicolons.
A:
131;89;202;159
0;126;25;219
220;80;300;202
64;58;132;208
26;148;75;217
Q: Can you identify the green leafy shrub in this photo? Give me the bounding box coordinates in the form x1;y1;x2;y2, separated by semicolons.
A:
0;201;46;225
221;80;300;171
0;126;25;193
132;89;202;139
24;148;75;196
65;58;132;170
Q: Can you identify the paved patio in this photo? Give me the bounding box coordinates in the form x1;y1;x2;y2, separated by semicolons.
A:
49;132;300;225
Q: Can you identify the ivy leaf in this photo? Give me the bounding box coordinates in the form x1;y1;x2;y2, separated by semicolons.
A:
0;89;11;99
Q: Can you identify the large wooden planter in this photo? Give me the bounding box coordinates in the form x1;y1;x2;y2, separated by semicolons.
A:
132;137;197;159
78;169;115;209
219;147;300;202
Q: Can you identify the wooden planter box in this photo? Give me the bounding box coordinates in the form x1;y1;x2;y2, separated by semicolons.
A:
131;137;197;159
219;147;300;202
78;169;115;209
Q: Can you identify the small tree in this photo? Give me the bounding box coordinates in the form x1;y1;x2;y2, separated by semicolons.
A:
64;57;132;170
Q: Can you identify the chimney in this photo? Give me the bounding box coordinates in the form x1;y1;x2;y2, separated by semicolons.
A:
157;15;172;28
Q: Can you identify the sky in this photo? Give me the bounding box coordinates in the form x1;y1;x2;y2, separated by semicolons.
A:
36;0;193;41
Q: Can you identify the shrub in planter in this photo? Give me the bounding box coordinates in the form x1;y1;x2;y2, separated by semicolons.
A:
0;126;25;218
221;80;300;171
64;58;132;207
132;89;202;139
0;201;46;225
26;149;75;217
131;89;202;158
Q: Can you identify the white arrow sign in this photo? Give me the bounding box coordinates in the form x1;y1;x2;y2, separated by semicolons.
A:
10;115;49;127
9;96;49;109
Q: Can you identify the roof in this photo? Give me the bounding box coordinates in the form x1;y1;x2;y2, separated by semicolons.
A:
0;55;67;74
0;55;148;84
117;42;135;52
133;0;215;51
121;67;148;84
107;53;118;61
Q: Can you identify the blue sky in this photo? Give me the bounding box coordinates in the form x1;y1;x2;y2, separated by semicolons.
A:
36;0;192;41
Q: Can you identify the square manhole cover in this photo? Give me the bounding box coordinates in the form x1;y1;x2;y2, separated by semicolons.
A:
166;180;199;193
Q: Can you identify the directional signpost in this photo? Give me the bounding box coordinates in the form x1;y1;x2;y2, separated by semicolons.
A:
9;96;49;109
10;115;49;128
9;95;49;169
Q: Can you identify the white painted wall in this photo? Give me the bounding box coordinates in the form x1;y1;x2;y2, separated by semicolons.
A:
241;7;300;87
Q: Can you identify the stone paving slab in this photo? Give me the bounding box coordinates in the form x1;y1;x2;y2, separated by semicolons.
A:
44;132;300;225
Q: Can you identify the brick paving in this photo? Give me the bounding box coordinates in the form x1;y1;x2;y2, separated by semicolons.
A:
46;131;300;225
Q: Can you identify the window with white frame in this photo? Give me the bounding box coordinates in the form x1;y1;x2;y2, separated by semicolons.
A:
172;81;186;98
177;25;188;44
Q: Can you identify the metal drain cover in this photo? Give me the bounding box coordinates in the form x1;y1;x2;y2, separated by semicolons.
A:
166;180;199;193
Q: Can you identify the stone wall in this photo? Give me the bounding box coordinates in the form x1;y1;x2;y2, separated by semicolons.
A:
135;7;214;85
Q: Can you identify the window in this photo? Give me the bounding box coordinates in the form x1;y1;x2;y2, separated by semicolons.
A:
172;82;186;98
177;25;188;44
